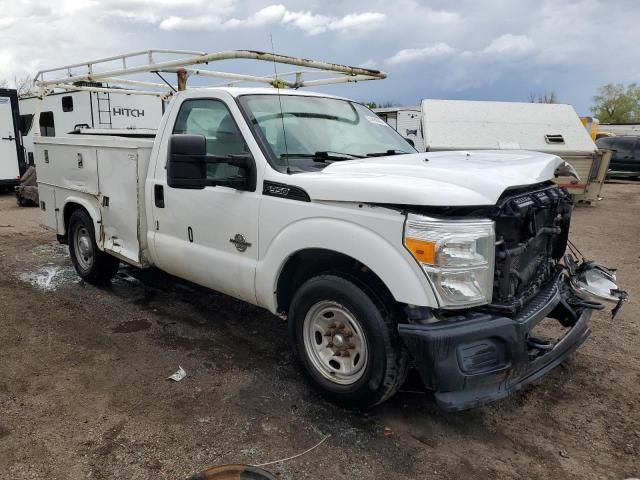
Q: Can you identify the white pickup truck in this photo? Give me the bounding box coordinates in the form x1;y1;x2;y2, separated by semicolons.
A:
33;53;627;411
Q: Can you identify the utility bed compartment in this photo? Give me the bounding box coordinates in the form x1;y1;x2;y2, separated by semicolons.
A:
34;135;154;266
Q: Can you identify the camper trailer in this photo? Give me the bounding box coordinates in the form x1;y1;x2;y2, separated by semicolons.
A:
373;106;424;151
0;88;26;191
19;89;164;163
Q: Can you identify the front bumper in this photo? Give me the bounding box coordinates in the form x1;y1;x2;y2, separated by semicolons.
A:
399;275;595;411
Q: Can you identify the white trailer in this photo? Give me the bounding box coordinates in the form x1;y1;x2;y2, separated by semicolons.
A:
373;107;424;151
19;89;164;164
0;88;26;190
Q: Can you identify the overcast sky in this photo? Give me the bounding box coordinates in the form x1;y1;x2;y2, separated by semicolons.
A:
2;0;639;114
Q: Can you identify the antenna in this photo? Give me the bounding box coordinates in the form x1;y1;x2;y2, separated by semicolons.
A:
270;34;291;174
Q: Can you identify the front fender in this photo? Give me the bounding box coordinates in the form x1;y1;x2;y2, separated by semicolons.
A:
255;217;438;313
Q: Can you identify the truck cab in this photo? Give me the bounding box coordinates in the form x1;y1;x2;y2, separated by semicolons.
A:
32;50;627;411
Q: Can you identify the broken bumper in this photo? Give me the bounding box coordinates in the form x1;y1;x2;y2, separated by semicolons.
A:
399;267;625;412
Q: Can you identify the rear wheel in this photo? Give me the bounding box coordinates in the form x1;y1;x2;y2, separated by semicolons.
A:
289;274;408;408
68;209;119;284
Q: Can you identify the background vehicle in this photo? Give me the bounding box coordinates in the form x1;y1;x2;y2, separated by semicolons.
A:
15;164;39;207
33;50;626;411
580;116;600;140
0;88;26;191
373;106;424;150
596;135;640;178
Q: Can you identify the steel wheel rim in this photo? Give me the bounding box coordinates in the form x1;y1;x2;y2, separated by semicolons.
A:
73;224;94;271
303;300;368;385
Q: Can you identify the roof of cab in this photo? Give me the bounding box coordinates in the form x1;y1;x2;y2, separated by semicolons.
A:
178;87;350;101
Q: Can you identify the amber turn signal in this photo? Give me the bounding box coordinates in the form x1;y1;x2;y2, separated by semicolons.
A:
405;238;436;264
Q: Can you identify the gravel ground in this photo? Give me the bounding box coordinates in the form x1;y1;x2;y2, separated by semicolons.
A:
0;181;638;480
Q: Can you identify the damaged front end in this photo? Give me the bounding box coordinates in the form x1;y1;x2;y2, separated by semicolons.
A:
565;254;628;318
398;182;628;411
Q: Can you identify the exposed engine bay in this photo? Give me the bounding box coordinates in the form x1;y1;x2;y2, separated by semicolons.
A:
490;181;572;312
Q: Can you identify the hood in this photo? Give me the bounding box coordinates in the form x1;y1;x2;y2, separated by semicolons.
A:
288;150;565;206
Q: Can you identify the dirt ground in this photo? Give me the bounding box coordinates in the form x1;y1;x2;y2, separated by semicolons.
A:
0;182;638;480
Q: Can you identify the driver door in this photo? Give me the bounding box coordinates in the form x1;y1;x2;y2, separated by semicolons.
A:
151;97;261;303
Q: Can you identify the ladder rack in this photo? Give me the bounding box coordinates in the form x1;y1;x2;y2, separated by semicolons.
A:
34;49;386;99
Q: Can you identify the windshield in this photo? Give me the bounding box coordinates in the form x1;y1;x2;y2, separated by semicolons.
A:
237;94;416;170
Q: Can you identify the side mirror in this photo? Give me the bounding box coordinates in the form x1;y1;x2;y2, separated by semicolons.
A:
404;138;415;148
167;134;207;189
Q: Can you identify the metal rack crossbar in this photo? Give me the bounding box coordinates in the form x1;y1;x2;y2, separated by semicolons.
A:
34;49;386;98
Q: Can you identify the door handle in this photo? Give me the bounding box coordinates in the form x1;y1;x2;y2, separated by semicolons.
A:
154;185;165;208
1;135;14;141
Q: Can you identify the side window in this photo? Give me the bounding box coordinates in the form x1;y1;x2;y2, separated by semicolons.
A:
39;111;55;137
61;96;73;112
173;99;248;183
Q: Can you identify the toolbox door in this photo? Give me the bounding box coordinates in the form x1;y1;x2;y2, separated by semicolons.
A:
37;184;58;231
98;147;141;265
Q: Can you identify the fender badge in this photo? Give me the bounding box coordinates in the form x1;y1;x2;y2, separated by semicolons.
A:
230;234;252;252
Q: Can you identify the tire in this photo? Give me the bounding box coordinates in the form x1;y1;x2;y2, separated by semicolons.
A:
289;274;408;408
68;209;120;285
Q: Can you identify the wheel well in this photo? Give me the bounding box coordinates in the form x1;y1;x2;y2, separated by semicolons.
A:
276;249;398;315
61;203;89;241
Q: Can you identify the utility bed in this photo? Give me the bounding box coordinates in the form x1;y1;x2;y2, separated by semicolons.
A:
35;135;154;266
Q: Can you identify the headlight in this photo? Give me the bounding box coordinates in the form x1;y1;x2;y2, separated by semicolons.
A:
404;213;495;308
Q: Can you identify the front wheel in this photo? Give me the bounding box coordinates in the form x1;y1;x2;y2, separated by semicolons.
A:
289;275;408;408
68;209;120;285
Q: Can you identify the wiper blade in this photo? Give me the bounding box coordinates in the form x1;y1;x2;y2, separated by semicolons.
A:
280;151;364;162
365;149;412;157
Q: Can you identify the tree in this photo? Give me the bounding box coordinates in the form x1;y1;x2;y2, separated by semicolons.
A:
14;75;35;97
528;91;558;104
0;75;35;96
591;83;640;123
363;100;400;109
